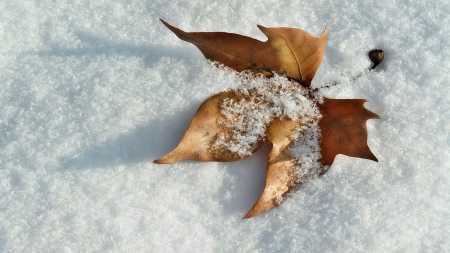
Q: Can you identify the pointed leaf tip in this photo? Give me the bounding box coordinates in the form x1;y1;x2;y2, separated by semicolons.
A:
153;157;173;164
159;18;172;28
153;158;169;164
159;18;170;28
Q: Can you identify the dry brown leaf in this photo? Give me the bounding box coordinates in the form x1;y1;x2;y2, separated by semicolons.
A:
160;19;328;87
318;98;380;168
155;20;379;218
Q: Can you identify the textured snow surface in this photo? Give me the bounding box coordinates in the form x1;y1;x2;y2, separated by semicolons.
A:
216;73;319;158
1;0;450;252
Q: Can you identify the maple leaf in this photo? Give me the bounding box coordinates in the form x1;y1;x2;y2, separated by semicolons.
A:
155;20;379;218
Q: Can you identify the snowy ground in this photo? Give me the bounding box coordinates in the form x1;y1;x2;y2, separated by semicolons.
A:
1;0;449;252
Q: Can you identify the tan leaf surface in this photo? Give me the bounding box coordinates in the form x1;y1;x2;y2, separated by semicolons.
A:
243;118;304;219
154;91;267;164
160;19;328;86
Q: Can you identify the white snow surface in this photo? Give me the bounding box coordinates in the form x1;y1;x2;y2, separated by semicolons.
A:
216;73;319;158
1;0;450;252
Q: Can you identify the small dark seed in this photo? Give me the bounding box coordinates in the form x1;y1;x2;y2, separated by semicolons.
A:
368;49;384;70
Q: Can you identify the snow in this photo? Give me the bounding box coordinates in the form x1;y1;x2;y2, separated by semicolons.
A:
217;73;319;158
1;0;450;252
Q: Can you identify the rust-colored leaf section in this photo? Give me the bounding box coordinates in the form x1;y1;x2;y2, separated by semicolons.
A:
318;98;380;167
160;19;328;87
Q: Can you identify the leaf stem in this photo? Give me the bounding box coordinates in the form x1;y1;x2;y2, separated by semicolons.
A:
309;49;384;94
